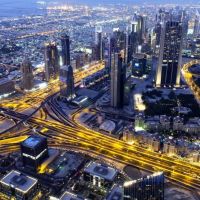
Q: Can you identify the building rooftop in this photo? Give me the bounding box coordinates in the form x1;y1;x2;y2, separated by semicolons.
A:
84;162;118;181
106;185;123;200
60;191;83;200
0;78;12;85
22;135;45;148
0;170;38;194
133;53;146;60
99;120;116;133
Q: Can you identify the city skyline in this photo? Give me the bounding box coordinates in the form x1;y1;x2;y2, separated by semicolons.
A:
0;1;200;200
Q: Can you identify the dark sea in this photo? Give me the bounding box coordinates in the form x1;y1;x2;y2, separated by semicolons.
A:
0;0;197;18
0;0;42;17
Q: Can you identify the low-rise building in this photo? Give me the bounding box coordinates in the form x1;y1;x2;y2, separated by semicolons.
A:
83;162;118;189
0;170;38;200
173;116;184;131
99;120;116;134
184;118;200;134
144;116;160;131
160;115;171;130
163;142;177;155
192;152;200;163
0;78;15;95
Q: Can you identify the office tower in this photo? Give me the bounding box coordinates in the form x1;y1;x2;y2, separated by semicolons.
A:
127;31;138;63
154;9;171;50
20;136;49;172
61;34;71;66
154;23;162;48
60;65;75;101
124;30;129;64
108;31;127;69
110;53;126;108
128;16;147;63
108;36;116;70
193;14;200;38
156;21;183;87
95;26;104;61
124;172;164;200
44;42;59;81
132;14;147;45
0;170;38;200
20;59;34;90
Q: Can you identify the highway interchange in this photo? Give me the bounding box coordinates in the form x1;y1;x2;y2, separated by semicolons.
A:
0;60;200;193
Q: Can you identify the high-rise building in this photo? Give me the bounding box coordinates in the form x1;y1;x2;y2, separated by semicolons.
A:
60;65;75;101
193;14;200;38
156;21;183;87
132;14;147;45
44;42;59;81
20;135;49;172
95;26;104;61
124;172;164;200
110;53;126;108
127;31;138;63
20;59;34;90
108;31;127;69
154;10;171;53
61;34;71;66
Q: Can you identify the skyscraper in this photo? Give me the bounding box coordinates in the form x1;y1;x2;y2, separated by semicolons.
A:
124;172;164;200
20;59;34;90
60;65;75;101
127;30;138;63
110;53;126;108
156;21;183;87
132;14;147;45
193;14;200;38
108;30;127;69
61;34;71;66
44;42;59;81
95;26;104;61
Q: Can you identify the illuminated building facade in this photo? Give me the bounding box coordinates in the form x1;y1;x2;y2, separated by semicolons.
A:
95;26;104;61
60;65;75;100
132;14;147;45
193;14;200;38
156;21;183;87
20;59;34;90
110;53;126;108
124;172;164;200
127;30;138;63
20;136;49;172
44;42;59;81
132;53;147;77
0;170;38;200
61;34;71;66
108;30;127;69
83;162;118;189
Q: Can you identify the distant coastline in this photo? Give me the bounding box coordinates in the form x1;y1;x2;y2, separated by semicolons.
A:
0;0;44;18
0;0;197;18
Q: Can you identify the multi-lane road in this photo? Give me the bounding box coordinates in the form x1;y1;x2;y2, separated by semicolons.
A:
182;59;200;101
0;60;200;192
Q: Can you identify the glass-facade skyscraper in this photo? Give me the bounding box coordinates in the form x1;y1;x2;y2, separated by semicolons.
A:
44;42;59;81
156;21;183;87
124;172;164;200
61;34;71;66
